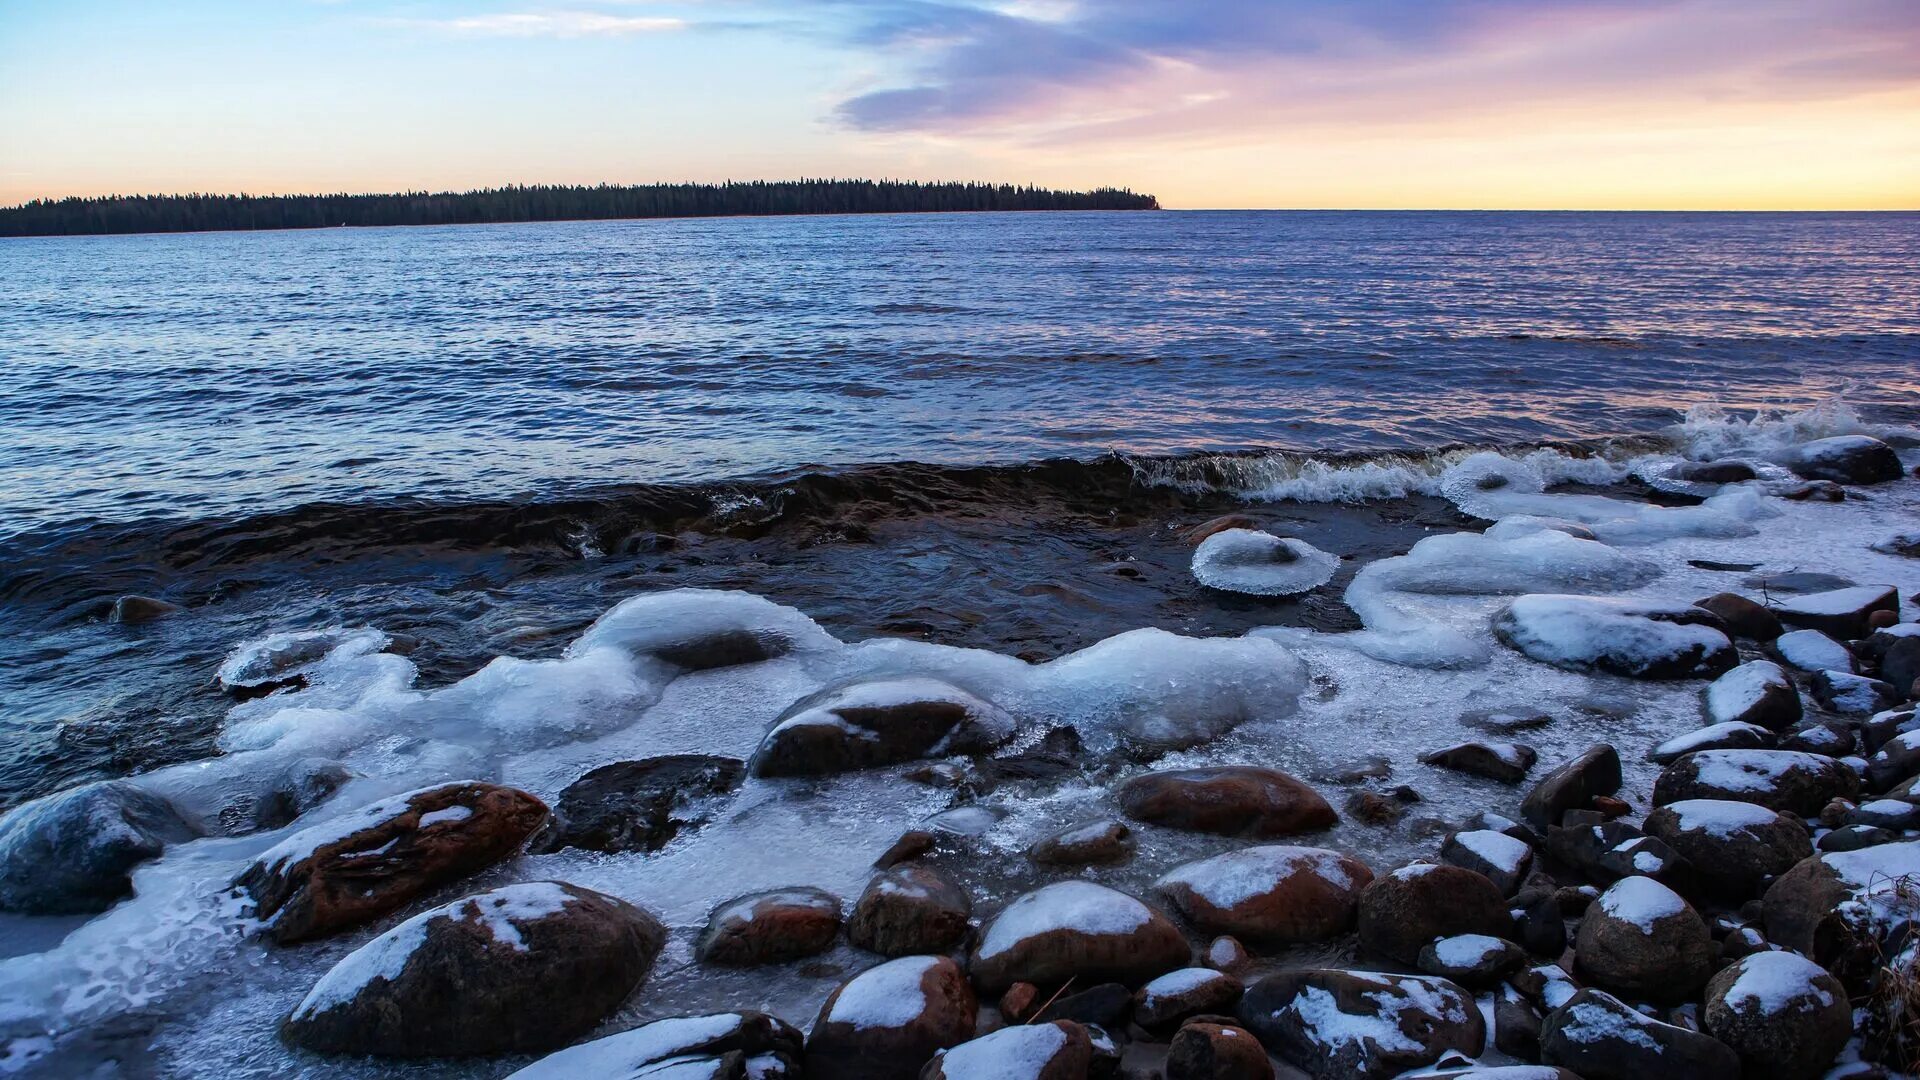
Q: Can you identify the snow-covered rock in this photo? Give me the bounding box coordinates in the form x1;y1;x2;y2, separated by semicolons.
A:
1237;968;1484;1080
505;1011;803;1080
1702;952;1850;1080
1191;528;1339;595
1166;1021;1273;1080
1520;744;1622;828
1773;584;1900;640
848;865;970;958
1777;435;1903;485
750;678;1013;777
1652;749;1858;816
921;1020;1092;1080
283;881;667;1057
1540;988;1739;1080
535;754;743;856
1494;595;1735;680
1440;829;1534;896
1156;845;1373;944
1356;863;1509;966
0;780;201;915
1763;841;1920;974
1704;660;1801;730
1773;628;1855;673
1026;819;1136;867
1419;742;1537;784
1417;933;1526;988
1642;798;1812;899
1572;877;1712;1003
1648;721;1772;765
1811;669;1900;716
695;886;842;966
969;881;1190;993
805;955;976;1080
1132;967;1245;1032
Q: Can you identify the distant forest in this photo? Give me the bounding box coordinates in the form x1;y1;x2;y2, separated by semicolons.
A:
0;180;1160;236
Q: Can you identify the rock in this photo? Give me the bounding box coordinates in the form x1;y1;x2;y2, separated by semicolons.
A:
1184;515;1259;545
999;983;1040;1023
1762;841;1920;971
1463;708;1555;735
1774;628;1856;673
1510;963;1581;1012
1419;742;1536;784
1779;721;1854;757
1165;1021;1273;1080
1511;887;1568;957
1440;830;1534;896
697;886;842;966
1703;660;1801;731
876;830;938;869
1117;767;1336;839
0;780;202;915
1204;936;1250;974
1540;988;1739;1080
1520;744;1622;829
1134;969;1245;1033
505;1011;804;1079
1542;819;1694;895
1642;799;1812;899
533;754;743;855
1874;531;1920;558
1028;820;1136;867
1649;721;1773;765
1356;863;1510;966
970;880;1191;993
1778;435;1903;484
237;757;354;833
1780;479;1846;501
1812;670;1900;715
1864;706;1920;753
1572;876;1713;1003
1878;636;1920;699
807;955;977;1080
1156;845;1373;945
977;727;1084;789
1868;729;1920;789
751;678;1013;777
282;881;666;1057
1492;988;1543;1060
1652;749;1858;816
1673;459;1758;483
1693;592;1782;640
233;781;548;944
1493;595;1736;680
922;1019;1092;1079
1819;824;1894;852
1702;951;1850;1080
1345;790;1405;826
1774;584;1900;641
1035;982;1132;1027
1238;968;1483;1079
849;865;970;958
1418;934;1526;988
1847;797;1920;830
109;594;182;623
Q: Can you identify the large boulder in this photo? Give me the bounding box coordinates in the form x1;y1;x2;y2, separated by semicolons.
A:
1493;595;1736;680
806;955;977;1080
1356;863;1509;966
1520;744;1621;828
282;881;666;1056
849;865;971;957
505;1011;803;1079
1572;877;1712;1003
1773;584;1900;641
1156;845;1372;945
1703;660;1801;730
1642;799;1812;899
1134;968;1245;1032
1652;749;1858;815
1763;841;1920;974
970;880;1190;993
696;886;842;966
1118;767;1336;839
1540;988;1739;1080
0;780;201;915
750;678;1013;777
1702;951;1850;1080
1166;1021;1274;1080
1238;968;1483;1079
533;755;743;854
921;1020;1092;1080
234;780;548;943
1779;435;1903;484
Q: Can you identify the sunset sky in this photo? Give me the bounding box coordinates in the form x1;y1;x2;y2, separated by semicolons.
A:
3;0;1917;209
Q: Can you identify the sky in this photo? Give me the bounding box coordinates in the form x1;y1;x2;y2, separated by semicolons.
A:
2;0;1917;209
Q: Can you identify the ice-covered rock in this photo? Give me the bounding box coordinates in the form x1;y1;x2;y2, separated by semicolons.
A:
1419;742;1536;783
1191;528;1339;596
1703;660;1800;730
1118;766;1336;839
922;1020;1092;1080
1356;864;1509;966
695;886;842;966
0;780;202;915
805;955;976;1080
1440;829;1534;896
1873;531;1920;558
848;865;970;958
1777;434;1903;484
750;678;1013;777
1642;799;1811;899
282;881;666;1056
1702;952;1849;1080
1133;968;1245;1032
568;588;840;668
1155;845;1373;945
1773;628;1855;673
505;1011;804;1080
1773;584;1900;640
1237;968;1483;1080
969;880;1190;993
1032;629;1308;751
1417;933;1525;988
1493;595;1735;680
1540;988;1738;1080
217;626;390;692
533;754;743;855
1572;877;1712;1003
1026;819;1136;867
1648;721;1772;765
1653;749;1858;815
233;780;549;944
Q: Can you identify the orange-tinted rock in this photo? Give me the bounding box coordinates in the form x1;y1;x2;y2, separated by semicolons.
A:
1119;767;1336;839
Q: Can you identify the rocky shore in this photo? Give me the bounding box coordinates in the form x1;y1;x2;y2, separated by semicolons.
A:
0;429;1917;1078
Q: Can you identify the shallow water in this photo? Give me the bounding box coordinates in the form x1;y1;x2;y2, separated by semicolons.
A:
1;212;1919;1078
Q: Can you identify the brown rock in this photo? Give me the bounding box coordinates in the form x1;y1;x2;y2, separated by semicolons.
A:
1156;845;1373;945
1520;745;1622;829
1184;515;1258;545
1694;593;1782;641
1118;767;1336;839
920;1019;1092;1079
1419;742;1537;784
1027;820;1136;867
1135;968;1245;1032
697;886;842;966
849;865;971;958
1166;1021;1273;1080
235;781;549;944
808;955;977;1080
1652;749;1858;816
1573;877;1713;1004
1356;864;1510;966
970;880;1190;993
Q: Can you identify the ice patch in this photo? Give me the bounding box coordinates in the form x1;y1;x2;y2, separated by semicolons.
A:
1192;529;1340;596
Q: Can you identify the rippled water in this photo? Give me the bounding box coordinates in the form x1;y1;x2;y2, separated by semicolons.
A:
3;210;1917;537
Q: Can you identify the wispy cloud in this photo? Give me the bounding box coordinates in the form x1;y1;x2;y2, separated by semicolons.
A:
394;11;688;38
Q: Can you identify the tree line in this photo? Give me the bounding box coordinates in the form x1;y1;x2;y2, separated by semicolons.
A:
0;180;1160;236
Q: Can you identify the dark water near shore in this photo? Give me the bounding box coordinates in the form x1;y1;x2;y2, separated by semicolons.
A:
1;210;1918;810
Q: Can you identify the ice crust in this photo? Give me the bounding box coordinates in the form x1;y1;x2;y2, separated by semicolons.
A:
3;401;1918;1078
1191;529;1340;596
